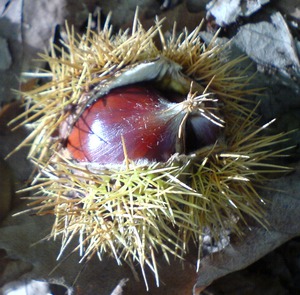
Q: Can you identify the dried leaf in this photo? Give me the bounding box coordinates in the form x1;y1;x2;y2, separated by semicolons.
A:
233;12;300;76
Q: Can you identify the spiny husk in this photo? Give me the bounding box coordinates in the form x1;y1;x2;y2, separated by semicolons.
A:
13;13;291;287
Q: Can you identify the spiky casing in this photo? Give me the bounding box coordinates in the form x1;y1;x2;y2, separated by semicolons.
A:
12;14;289;285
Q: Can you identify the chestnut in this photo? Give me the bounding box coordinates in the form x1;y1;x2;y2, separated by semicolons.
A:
67;83;221;164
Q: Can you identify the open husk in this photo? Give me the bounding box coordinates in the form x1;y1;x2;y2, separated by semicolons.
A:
10;12;291;288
